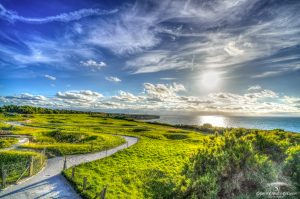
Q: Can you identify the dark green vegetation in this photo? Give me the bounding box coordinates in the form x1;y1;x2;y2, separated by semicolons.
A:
177;131;300;199
0;105;159;120
0;109;299;198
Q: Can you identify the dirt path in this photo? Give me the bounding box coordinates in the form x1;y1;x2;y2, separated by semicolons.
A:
0;136;138;199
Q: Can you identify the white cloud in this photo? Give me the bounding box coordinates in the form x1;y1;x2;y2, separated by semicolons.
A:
13;48;56;64
44;74;56;81
112;91;141;102
1;85;299;115
105;76;121;83
0;4;118;24
118;0;300;76
224;41;244;56
252;71;282;78
80;60;106;71
126;51;191;73
283;96;300;104
143;82;186;101
248;85;262;91
160;77;177;80
56;90;103;104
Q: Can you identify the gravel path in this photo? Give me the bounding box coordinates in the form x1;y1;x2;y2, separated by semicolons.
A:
0;136;138;199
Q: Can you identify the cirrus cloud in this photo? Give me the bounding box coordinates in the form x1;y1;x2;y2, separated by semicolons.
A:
0;4;118;24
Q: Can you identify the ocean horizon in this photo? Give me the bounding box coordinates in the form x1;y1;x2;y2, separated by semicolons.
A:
151;115;300;133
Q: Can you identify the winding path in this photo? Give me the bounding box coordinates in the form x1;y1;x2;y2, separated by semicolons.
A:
0;121;139;199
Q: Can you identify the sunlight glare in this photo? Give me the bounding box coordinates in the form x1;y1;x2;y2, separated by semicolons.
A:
201;71;221;90
198;115;225;127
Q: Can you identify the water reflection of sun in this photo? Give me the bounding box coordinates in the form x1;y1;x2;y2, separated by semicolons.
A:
198;115;225;127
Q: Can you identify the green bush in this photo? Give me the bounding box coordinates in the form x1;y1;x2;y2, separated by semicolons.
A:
284;146;300;192
48;130;86;143
164;134;189;140
177;133;277;199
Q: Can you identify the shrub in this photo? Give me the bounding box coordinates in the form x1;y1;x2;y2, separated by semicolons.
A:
284;146;300;192
177;133;277;199
164;134;189;140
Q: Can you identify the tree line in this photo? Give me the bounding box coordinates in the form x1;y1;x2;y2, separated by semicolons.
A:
0;105;159;120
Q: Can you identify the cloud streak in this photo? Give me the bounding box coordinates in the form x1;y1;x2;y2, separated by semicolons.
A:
0;4;118;24
44;74;56;81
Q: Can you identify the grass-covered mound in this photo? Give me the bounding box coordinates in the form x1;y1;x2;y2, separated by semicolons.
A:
0;150;46;187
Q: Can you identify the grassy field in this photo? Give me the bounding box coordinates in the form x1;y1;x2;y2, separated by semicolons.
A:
0;114;125;156
0;113;125;187
64;123;204;198
60;116;300;199
1;113;299;198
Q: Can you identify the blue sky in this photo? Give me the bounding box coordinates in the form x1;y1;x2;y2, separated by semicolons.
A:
0;0;300;115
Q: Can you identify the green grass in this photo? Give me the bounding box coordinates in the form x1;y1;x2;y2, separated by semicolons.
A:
0;137;18;149
0;114;126;156
64;137;202;198
0;150;46;186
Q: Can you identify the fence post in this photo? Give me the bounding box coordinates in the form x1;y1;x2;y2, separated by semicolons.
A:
29;156;34;176
90;143;94;152
1;164;7;189
63;156;67;170
42;147;46;156
83;177;87;192
100;184;108;199
71;167;75;180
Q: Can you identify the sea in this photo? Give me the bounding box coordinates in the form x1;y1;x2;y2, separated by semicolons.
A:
150;115;300;133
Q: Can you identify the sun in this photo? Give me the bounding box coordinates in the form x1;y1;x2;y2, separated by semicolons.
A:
201;71;221;90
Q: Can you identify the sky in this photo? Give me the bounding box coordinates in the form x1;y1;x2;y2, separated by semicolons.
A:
0;0;300;115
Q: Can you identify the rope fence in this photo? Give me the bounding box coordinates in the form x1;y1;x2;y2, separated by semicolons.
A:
0;153;46;189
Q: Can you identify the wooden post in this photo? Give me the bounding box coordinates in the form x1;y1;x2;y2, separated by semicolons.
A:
100;184;108;199
63;156;67;170
29;156;34;176
42;148;46;156
71;167;75;180
83;177;87;192
1;164;6;189
90;143;94;152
